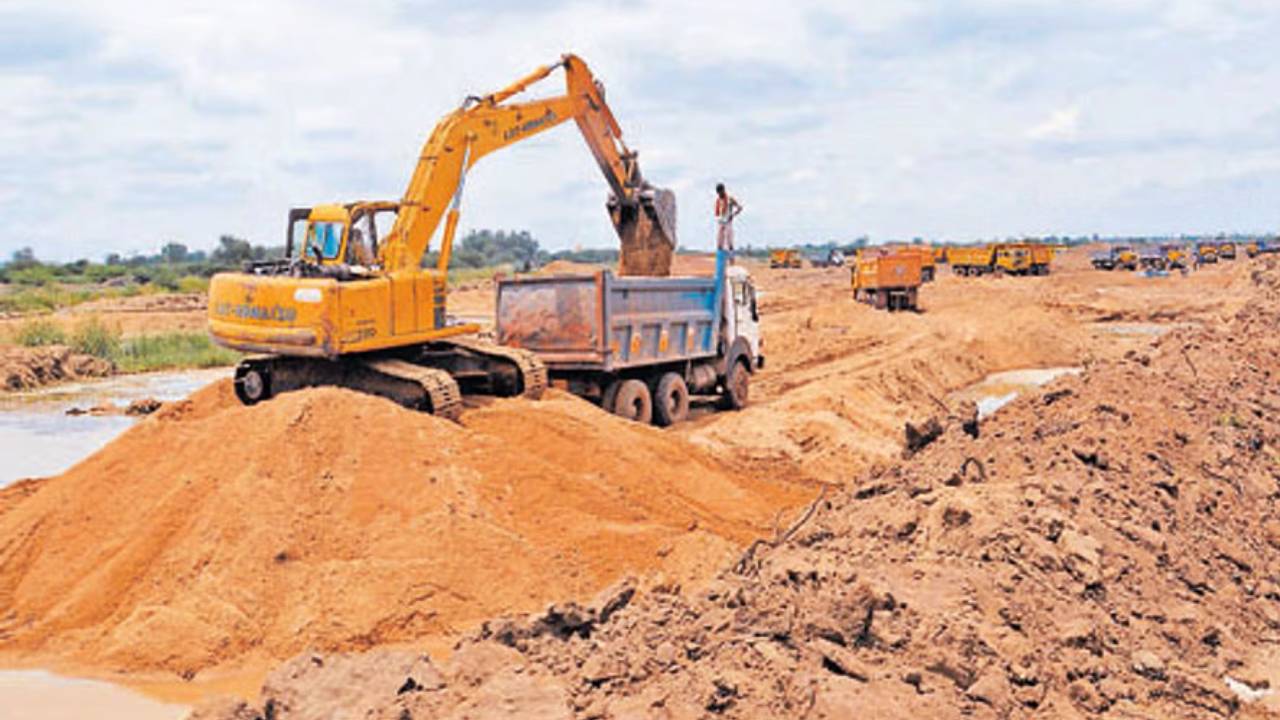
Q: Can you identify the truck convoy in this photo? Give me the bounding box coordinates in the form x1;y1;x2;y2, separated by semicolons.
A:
495;252;760;425
207;54;679;418
851;251;922;311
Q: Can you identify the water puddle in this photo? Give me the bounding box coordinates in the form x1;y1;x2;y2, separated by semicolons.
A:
0;670;187;720
955;367;1081;419
0;368;227;488
1089;321;1195;337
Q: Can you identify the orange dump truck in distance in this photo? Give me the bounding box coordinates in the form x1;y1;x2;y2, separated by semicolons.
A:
851;251;923;311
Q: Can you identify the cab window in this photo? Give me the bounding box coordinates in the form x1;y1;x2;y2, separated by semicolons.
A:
304;222;344;261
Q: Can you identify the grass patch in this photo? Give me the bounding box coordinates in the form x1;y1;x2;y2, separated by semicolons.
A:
14;318;68;346
112;332;241;373
0;282;173;315
11;315;239;373
70;316;121;359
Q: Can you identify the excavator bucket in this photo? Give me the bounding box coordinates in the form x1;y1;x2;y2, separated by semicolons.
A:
612;186;678;277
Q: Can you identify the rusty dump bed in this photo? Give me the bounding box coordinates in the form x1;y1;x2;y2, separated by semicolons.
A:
496;271;718;372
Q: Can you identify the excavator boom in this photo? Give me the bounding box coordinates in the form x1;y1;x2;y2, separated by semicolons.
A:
384;53;676;277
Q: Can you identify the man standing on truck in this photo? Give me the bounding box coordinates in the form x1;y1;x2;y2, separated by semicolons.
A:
715;183;743;256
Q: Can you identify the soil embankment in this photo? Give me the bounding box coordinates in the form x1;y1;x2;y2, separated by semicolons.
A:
194;257;1280;719
1;345;113;391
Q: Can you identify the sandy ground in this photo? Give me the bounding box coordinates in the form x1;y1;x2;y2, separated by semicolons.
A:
195;255;1280;720
0;248;1265;713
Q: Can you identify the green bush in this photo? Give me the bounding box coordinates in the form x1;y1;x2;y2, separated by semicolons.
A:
70;316;122;359
7;265;58;286
14;318;68;347
113;332;239;373
177;275;209;294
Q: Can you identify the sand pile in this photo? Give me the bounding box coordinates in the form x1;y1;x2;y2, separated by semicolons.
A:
1;345;114;391
0;383;811;677
203;259;1280;718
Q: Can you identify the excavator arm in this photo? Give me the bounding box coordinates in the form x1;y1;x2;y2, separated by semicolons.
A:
381;54;677;277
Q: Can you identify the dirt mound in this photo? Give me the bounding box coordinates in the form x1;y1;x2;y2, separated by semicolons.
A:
0;382;811;678
203;260;1280;718
536;259;609;275
1;345;114;391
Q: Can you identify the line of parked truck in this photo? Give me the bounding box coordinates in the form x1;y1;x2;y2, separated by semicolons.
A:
1092;239;1276;272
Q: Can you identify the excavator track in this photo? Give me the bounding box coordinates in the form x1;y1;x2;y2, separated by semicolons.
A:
360;359;463;421
445;337;547;400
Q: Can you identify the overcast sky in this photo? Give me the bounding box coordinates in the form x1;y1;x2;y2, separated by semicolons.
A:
2;0;1278;261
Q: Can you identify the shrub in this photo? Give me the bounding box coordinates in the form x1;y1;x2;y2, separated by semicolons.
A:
177;275;209;294
70;316;122;359
14;318;68;347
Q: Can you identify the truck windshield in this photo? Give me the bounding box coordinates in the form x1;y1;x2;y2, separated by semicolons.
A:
304;222;344;261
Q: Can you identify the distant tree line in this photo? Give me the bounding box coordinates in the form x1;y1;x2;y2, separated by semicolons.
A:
0;229;631;289
0;235;284;290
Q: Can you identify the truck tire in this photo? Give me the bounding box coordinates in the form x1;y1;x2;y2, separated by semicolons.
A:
720;360;750;410
612;379;653;424
601;379;620;413
874;290;888;310
653;372;690;427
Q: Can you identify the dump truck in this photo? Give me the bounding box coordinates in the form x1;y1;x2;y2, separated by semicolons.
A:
1196;243;1218;264
807;249;845;268
1023;243;1055;275
1163;244;1189;269
769;249;803;269
495;252;760;425
910;246;937;282
851;251;922;311
950;244;1031;276
1218;242;1237;260
1091;245;1138;271
1138;246;1166;271
207;54;679;418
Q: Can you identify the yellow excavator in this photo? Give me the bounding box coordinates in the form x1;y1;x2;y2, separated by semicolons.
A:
207;54;677;418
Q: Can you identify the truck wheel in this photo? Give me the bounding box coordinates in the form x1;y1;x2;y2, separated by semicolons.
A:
874;290;888;310
601;380;620;413
653;372;690;427
720;360;750;410
234;363;270;405
612;379;653;424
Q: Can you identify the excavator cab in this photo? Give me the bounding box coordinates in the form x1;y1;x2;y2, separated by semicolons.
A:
284;203;399;272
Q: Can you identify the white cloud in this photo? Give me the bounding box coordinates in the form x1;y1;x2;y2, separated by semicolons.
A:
2;0;1280;261
1026;106;1082;141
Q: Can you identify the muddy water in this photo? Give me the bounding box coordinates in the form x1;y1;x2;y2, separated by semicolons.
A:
955;367;1081;419
0;368;227;489
0;670;186;720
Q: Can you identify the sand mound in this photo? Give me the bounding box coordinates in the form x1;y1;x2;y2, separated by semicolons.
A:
205;259;1280;718
0;383;810;677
